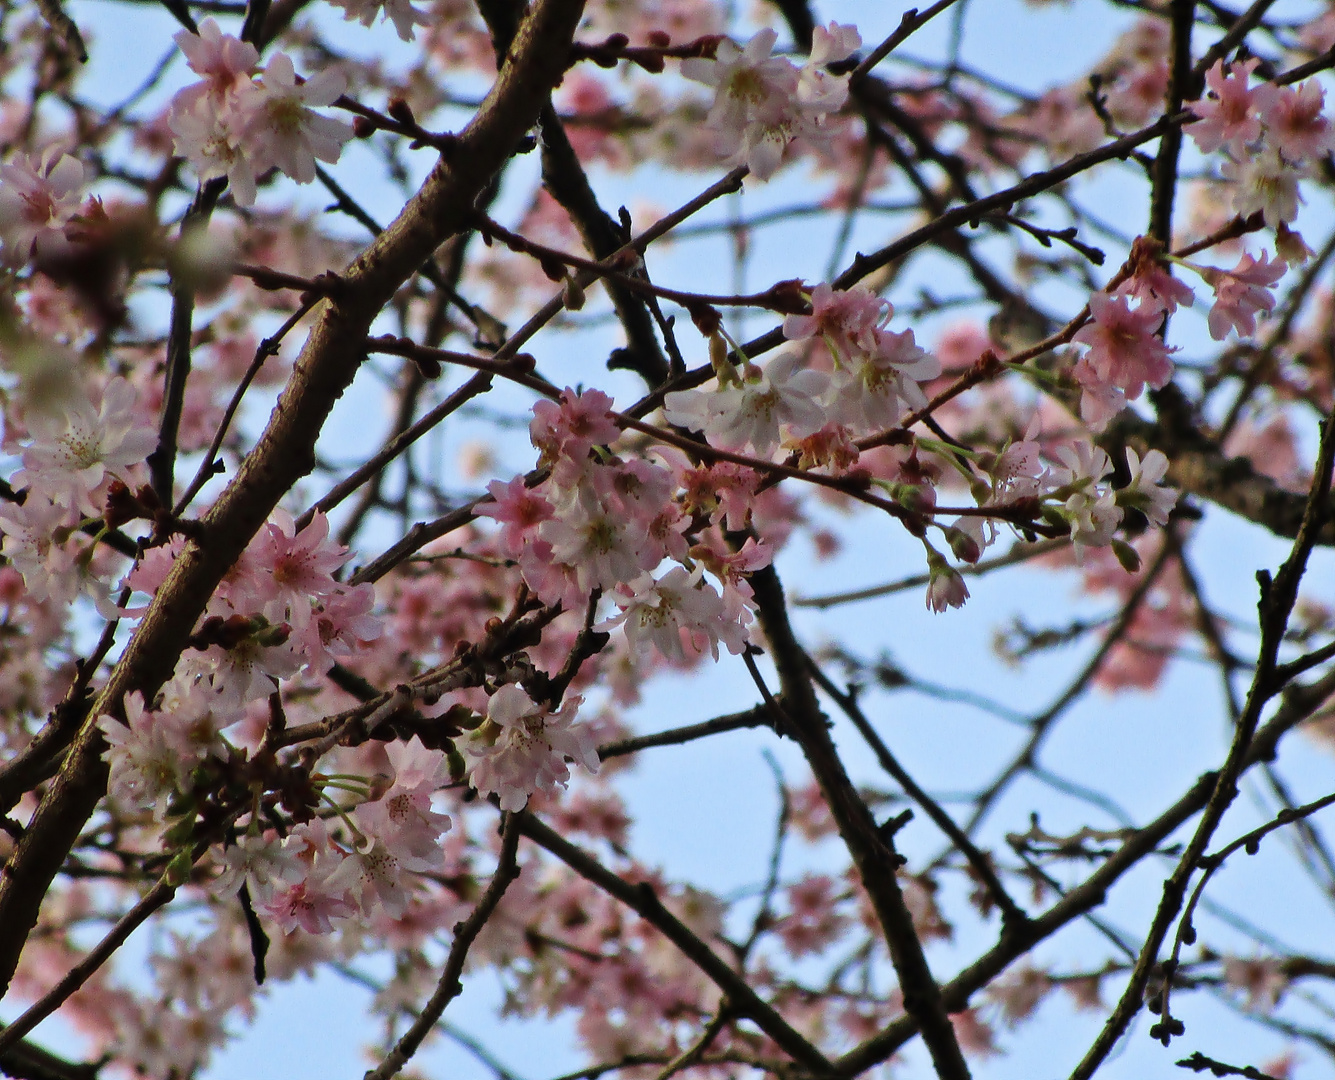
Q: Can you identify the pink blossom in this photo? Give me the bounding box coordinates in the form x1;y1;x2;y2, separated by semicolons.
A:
462;684;598;812
1106;59;1169;129
824;326;941;434
1071;291;1175;426
1117;447;1177;526
190;630;303;707
1073;292;1174;397
1204;250;1286;340
950;1008;999;1058
987;964;1052;1024
299;582;382;672
262;820;356;934
352;736;452;872
987;418;1046;502
776;874;846;956
925;554;969;613
1117;261;1195;316
212;832;304;904
96;691;191;816
172;18;259;106
1072;365;1128;430
539;481;655;593
530;388;621;480
1258;80;1333;163
15;376;157;516
598;566;749;661
674;459;761;531
169;94;258;207
689;532;772;593
681;30;798;167
784;422;861;473
0;147;85;266
1188;59;1271;154
324;837;415;919
680;28;849;178
479;476;554;555
797;23;862;109
664;352;828;456
240;53;353;186
232;509;348;627
1049;440;1123;554
327;0;430;40
1222;955;1289;1011
783;283;887;359
0;495;82;604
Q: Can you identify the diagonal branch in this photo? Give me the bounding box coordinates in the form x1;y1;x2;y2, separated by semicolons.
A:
516;811;834;1075
746;564;973;1080
0;0;589;999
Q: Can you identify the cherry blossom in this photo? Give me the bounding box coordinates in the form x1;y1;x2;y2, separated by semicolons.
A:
680;27;854;178
530;388;621;478
1258;80;1334;163
462;684;598;812
664;352;828;456
173;18;259;104
925;552;970;612
1117;447;1177;526
230;509;349;627
1203;250;1287;340
212;832;304;905
262;820;357;934
0;495;82;604
1048;441;1124;554
539;483;656;594
240;54;353;186
1223;148;1303;227
0;147;85;266
479;477;555;556
327;0;430;41
1187;59;1271;155
299;582;383;673
599;566;749;662
14;377;157;516
783;283;888;358
96;692;194;816
825;326;941;434
1;4;1330;1074
169;95;259;207
352;737;452;871
1071;291;1175;426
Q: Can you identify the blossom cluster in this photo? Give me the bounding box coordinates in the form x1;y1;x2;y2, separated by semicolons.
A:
1;377;156;604
167;19;352;206
481;387;763;663
666;284;940;453
1191;59;1334;228
682;22;861;178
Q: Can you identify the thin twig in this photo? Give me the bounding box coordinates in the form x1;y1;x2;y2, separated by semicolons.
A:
363;814;522;1080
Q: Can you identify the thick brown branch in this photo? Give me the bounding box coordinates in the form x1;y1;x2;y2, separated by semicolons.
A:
0;0;588;998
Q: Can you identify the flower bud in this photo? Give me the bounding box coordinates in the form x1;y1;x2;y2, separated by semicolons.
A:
1111;537;1142;573
944;525;982;564
710;332;740;385
562;273;586;311
925;553;970;613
